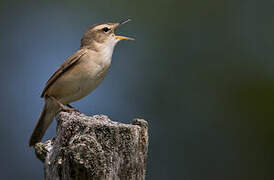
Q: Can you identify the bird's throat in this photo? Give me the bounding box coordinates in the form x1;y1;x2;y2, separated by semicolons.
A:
95;41;116;65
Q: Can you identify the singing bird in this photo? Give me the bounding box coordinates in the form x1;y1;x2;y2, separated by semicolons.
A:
29;20;134;146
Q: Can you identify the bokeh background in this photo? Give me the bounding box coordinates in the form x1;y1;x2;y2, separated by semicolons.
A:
0;0;274;179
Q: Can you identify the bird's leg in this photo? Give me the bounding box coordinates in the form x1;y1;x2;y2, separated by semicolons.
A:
67;104;79;112
48;96;78;113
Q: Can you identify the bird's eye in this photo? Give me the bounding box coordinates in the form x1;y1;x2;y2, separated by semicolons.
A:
102;27;110;32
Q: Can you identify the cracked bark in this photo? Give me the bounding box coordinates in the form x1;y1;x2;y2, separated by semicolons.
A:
33;111;148;180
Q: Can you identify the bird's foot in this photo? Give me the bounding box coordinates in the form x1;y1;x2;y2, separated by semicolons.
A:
48;96;79;113
58;106;78;113
66;104;80;112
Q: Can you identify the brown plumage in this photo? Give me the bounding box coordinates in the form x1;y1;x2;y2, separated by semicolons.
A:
29;20;134;146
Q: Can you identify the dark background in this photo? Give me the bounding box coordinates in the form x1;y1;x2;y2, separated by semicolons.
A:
0;0;274;179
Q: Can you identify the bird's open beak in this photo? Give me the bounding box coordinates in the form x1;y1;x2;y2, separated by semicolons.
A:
115;19;135;41
115;35;135;41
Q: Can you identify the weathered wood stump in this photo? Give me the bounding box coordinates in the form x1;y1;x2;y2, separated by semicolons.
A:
34;111;148;180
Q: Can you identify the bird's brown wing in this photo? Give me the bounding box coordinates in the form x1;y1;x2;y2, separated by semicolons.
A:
41;48;88;97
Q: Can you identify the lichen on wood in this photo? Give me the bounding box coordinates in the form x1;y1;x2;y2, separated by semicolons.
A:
34;111;148;180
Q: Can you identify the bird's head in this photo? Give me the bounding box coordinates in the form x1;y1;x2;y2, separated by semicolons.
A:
81;19;134;50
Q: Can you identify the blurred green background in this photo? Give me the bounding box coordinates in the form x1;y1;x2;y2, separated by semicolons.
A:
0;0;274;179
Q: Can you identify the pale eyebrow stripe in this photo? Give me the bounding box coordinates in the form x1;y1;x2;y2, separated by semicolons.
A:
93;24;112;31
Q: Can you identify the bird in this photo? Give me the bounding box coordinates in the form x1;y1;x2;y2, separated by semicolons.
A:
29;19;134;146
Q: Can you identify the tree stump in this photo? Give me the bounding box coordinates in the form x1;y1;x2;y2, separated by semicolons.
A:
34;111;149;180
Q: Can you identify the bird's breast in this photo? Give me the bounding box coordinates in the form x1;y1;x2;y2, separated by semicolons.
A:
78;54;111;95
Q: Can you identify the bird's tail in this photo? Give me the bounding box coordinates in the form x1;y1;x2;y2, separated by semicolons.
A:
29;98;58;146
